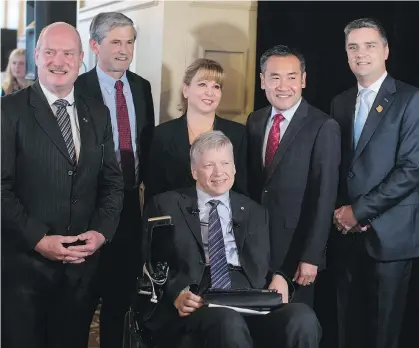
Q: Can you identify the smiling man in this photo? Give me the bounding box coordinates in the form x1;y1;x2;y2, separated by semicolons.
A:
75;12;155;348
246;45;341;308
330;18;419;348
144;130;321;348
1;22;124;348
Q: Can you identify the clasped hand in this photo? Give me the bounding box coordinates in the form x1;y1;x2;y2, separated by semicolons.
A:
34;230;105;264
333;205;369;234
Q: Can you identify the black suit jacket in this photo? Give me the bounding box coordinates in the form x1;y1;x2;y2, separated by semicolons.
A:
75;67;155;184
246;99;341;276
143;187;272;331
1;81;124;279
144;115;248;203
331;74;419;261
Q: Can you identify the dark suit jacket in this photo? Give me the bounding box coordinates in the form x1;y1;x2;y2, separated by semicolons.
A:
1;81;124;279
330;74;419;261
75;67;155;185
144;115;248;203
143;187;273;332
246;99;341;276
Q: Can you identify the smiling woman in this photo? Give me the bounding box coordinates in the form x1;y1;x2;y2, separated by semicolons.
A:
144;58;249;203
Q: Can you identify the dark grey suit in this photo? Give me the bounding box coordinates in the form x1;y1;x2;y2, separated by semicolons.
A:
1;81;124;348
246;99;341;306
143;187;321;348
330;74;419;348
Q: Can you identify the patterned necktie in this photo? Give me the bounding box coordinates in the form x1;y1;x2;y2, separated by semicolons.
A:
353;88;373;148
265;113;285;168
115;80;135;189
208;200;231;289
53;99;76;165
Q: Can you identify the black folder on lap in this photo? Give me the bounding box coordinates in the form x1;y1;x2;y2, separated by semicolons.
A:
203;288;283;311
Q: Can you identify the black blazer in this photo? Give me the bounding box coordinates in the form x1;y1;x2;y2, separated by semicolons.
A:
246;99;341;276
144;115;247;203
75;67;155;184
1;81;124;279
331;74;419;261
143;187;271;332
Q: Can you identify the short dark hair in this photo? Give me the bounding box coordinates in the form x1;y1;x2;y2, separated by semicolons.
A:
344;18;388;45
260;45;306;74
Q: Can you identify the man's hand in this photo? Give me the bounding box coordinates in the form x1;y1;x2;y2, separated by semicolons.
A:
334;205;358;232
66;230;105;259
34;235;89;263
174;290;203;317
268;274;289;303
293;262;318;286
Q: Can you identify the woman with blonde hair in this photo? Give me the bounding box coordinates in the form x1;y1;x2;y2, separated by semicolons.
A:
1;48;32;96
145;58;247;202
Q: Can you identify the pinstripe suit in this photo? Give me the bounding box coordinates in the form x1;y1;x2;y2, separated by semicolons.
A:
1;81;124;348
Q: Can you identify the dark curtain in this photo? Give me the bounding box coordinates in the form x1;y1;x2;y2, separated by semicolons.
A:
255;2;419;348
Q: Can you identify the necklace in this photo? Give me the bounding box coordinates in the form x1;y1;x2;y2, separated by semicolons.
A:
187;121;214;142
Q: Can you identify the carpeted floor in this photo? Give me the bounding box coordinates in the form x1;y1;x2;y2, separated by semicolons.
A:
88;304;100;348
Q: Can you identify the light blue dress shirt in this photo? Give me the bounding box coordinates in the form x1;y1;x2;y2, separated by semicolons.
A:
197;188;240;266
96;65;138;184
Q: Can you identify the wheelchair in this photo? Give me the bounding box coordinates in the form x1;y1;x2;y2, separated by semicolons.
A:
122;222;198;348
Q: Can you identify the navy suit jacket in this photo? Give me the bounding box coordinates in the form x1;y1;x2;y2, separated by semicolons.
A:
331;74;419;261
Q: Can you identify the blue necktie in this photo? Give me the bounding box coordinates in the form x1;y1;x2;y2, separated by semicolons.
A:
207;200;231;289
353;88;373;148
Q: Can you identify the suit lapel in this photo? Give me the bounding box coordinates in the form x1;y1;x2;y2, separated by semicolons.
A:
30;81;73;164
84;68;104;103
265;100;309;184
127;71;145;143
74;94;97;168
352;76;396;165
252;107;272;174
178;188;205;253
229;191;248;254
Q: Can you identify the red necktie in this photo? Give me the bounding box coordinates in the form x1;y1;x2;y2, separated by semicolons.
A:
115;80;135;189
265;113;285;168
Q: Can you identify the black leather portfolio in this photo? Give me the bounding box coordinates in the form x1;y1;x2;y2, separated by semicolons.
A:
203;288;283;311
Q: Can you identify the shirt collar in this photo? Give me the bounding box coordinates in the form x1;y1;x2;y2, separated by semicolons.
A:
196;187;230;210
96;64;129;95
270;97;302;123
39;81;75;107
357;71;387;95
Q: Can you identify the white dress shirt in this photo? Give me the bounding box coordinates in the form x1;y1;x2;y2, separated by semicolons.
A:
262;97;302;166
355;71;388;123
197;188;240;266
39;82;81;162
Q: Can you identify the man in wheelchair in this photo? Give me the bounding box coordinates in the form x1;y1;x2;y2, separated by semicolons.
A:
138;131;321;348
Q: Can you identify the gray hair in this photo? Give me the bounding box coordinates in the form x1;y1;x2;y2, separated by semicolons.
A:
90;12;137;44
260;44;306;74
344;18;388;45
36;22;83;52
190;131;234;167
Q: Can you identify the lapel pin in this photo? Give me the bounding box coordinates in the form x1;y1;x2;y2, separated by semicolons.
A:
240;207;244;211
83;118;88;123
376;105;383;113
384;98;389;103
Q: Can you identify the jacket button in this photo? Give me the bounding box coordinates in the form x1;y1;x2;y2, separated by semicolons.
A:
68;170;73;176
71;199;77;204
348;172;354;178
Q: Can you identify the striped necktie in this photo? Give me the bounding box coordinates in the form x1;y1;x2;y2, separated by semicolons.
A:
208;200;231;289
53;99;76;165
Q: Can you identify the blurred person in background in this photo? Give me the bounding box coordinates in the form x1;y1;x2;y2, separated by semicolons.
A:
1;48;33;96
